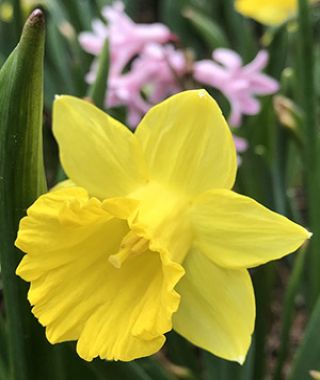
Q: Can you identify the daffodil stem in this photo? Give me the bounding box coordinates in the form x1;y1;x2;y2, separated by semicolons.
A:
273;248;306;380
269;106;287;215
267;25;289;216
252;263;276;380
297;0;320;307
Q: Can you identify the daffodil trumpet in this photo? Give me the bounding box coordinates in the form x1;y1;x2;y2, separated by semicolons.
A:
15;90;310;364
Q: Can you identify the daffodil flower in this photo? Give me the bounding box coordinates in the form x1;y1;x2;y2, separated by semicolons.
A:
235;0;315;26
15;90;310;363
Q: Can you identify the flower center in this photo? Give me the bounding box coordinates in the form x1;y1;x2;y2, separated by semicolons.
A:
108;230;149;269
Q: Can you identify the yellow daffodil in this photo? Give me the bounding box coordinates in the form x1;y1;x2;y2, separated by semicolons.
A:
15;90;310;363
235;0;313;25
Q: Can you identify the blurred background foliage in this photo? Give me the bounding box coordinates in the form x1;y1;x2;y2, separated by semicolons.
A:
0;0;320;379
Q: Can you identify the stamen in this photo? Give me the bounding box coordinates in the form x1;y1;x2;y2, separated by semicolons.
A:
131;237;149;254
108;231;149;269
108;247;131;269
120;230;140;248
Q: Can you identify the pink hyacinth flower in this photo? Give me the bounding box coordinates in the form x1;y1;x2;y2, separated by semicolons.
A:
233;135;248;165
78;19;108;56
234;135;248;153
79;1;173;76
194;48;279;127
107;43;187;127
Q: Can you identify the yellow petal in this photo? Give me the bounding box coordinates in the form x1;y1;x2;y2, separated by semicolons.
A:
129;181;192;264
50;179;76;191
190;189;311;269
15;187;183;361
173;248;255;363
53;96;148;199
135;90;237;196
235;0;297;25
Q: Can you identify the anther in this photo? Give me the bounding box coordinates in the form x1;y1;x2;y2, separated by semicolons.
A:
108;231;149;269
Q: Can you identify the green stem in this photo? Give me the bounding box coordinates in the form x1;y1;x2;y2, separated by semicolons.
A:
297;0;319;307
269;107;287;215
0;245;29;380
273;249;307;380
252;263;276;380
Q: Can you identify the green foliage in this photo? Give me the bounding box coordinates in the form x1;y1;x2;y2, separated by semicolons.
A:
87;39;110;109
289;295;320;379
183;7;229;49
0;9;47;380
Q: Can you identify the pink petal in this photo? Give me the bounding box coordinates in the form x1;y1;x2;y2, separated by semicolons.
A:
243;50;269;74
126;96;151;128
212;48;243;70
102;1;128;27
228;101;243;127
233;136;248;152
78;32;104;55
226;79;249;92
92;19;108;38
249;74;279;94
135;23;172;44
85;60;99;84
239;95;261;115
193;60;229;87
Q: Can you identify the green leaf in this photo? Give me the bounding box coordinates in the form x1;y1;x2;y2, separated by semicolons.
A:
289;294;320;379
296;0;320;308
54;0;87;33
166;331;200;377
183;7;229;49
0;9;49;380
202;347;254;380
12;0;23;43
57;343;170;380
87;39;109;109
220;0;256;59
45;1;92;99
88;359;154;380
138;357;176;380
159;0;206;54
0;315;9;380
